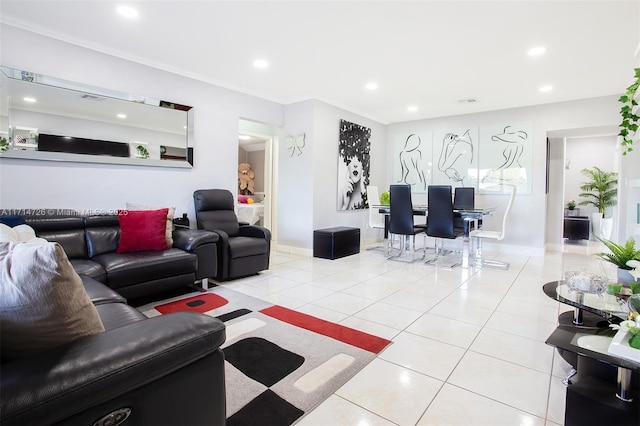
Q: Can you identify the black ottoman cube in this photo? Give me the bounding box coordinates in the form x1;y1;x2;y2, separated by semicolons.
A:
313;227;360;260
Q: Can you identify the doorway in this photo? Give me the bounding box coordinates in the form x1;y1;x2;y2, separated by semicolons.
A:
238;118;279;242
545;126;619;252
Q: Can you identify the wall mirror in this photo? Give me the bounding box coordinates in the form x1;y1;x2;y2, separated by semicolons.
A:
0;66;193;168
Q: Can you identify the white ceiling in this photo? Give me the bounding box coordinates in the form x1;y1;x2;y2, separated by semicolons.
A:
1;1;639;125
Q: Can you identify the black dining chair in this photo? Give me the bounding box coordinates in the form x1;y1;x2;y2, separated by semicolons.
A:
426;185;463;266
387;184;426;262
453;186;475;231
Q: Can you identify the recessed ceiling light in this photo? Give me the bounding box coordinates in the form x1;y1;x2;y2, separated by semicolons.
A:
117;113;127;119
253;59;269;69
528;46;546;56
23;97;36;103
366;82;378;91
407;106;418;112
117;5;139;19
539;85;553;92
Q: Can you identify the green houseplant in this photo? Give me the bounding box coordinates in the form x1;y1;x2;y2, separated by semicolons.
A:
579;166;618;239
595;237;640;270
136;145;149;159
595;236;640;284
0;136;8;153
379;191;390;205
619;67;640;156
578;166;618;217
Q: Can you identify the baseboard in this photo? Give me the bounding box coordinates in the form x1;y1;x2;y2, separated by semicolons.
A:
274;243;313;257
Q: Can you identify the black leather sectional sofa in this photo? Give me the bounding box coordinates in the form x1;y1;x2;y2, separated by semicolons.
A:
0;210;228;425
15;210;219;299
1;274;227;425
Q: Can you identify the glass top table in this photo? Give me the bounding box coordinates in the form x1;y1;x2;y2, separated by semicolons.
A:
543;281;630;323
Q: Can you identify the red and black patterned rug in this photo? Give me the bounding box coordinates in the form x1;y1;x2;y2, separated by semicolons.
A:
139;286;392;425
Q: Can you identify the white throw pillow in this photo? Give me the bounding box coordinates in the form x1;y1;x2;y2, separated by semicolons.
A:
126;202;176;247
0;223;47;243
0;241;105;361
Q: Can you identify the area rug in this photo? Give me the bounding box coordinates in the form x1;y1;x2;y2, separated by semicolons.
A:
138;286;392;425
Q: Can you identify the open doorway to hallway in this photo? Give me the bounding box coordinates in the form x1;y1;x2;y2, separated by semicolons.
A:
238;118;279;242
546;127;619;252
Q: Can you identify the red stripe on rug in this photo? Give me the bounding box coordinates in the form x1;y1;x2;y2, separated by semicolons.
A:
260;305;392;354
155;293;228;314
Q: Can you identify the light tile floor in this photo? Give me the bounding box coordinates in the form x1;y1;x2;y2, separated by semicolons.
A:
215;239;617;426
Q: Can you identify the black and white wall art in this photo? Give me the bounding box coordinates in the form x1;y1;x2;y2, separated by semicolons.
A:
337;119;371;210
432;127;478;189
479;122;533;194
393;132;432;192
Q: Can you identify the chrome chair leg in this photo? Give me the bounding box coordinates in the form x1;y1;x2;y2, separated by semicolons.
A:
473;237;509;270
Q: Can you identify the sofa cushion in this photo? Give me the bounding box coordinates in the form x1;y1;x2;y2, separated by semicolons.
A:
81;275;127;305
126;202;176;247
0;241;105;362
92;248;197;289
229;236;269;258
95;302;147;330
117;209;169;254
35;229;88;259
71;259;108;282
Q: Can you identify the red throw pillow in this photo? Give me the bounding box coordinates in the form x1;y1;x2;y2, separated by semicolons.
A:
238;195;249;203
117;208;169;253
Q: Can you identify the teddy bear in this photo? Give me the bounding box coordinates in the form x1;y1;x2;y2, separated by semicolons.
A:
238;162;255;195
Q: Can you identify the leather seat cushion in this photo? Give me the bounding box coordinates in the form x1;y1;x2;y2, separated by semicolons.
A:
92;249;197;289
228;237;268;258
95;302;147;331
71;259;107;283
81;276;126;305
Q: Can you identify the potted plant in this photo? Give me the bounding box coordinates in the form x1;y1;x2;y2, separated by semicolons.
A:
136;145;149;159
379;191;390;205
578;166;618;239
566;199;576;210
594;236;640;284
0;136;8;153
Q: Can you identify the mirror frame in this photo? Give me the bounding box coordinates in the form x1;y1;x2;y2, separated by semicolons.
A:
0;66;194;168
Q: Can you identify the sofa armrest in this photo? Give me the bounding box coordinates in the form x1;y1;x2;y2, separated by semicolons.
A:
238;225;271;241
172;228;219;251
0;312;226;426
173;229;219;280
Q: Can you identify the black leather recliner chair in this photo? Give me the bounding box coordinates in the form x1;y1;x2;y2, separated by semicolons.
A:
194;189;271;281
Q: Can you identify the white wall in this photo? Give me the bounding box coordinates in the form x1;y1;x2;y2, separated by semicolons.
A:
0;25;283;222
564;135;618;218
278;101;315;251
388;96;621;254
277;100;387;253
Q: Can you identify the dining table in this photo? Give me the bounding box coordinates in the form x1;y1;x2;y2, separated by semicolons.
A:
375;205;496;268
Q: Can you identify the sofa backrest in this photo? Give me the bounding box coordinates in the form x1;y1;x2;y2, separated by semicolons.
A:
21;211;88;259
84;215;120;258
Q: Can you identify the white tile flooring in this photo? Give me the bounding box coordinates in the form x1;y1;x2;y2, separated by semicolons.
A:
214;239;616;426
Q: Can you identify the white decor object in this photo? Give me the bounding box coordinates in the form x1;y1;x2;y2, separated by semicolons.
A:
285;133;305;157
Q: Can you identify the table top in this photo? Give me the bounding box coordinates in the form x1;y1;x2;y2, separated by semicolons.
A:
375;205;496;215
542;281;629;321
542;280;639;370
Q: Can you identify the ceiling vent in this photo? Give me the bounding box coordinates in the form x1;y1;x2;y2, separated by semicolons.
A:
458;98;478;104
80;94;106;101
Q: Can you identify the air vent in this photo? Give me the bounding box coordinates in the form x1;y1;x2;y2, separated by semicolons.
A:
80;94;106;101
458;98;478;104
